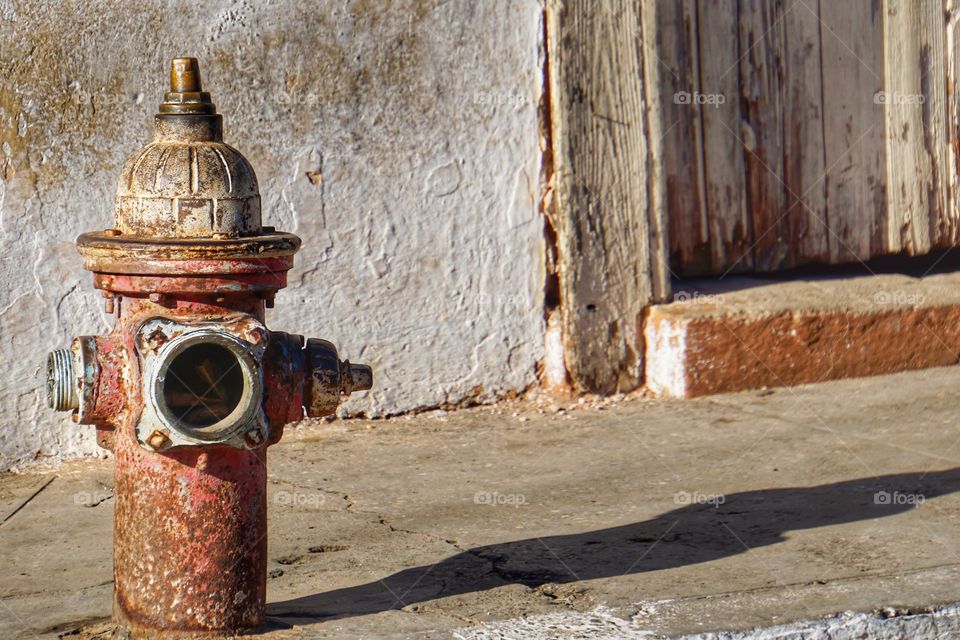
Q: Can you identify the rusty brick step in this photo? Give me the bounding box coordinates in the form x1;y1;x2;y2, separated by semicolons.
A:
644;273;960;398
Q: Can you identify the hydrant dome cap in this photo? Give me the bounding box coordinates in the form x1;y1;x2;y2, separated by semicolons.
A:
113;58;262;239
115;141;261;237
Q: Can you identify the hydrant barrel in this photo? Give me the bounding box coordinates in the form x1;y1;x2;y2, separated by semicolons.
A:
45;58;372;637
111;305;271;633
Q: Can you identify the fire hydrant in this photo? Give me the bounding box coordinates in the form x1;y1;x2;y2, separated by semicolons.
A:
45;58;372;637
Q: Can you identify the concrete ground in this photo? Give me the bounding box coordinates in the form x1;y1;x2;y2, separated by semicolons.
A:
4;366;960;639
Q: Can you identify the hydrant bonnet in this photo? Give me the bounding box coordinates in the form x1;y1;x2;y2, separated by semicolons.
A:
116;58;260;238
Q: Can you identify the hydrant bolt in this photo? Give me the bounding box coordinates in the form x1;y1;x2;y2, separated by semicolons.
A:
145;430;170;451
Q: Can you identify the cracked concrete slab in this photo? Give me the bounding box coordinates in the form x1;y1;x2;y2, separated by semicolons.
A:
4;365;960;638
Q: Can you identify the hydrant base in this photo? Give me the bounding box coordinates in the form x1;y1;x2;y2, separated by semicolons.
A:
113;597;259;639
113;424;267;635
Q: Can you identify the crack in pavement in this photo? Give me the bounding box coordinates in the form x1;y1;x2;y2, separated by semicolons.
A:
1;476;55;526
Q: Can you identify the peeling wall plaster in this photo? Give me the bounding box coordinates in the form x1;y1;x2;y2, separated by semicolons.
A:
0;0;544;469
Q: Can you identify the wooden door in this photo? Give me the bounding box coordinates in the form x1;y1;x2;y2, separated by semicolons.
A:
658;0;960;277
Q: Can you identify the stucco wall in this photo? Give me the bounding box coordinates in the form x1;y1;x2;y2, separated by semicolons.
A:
0;0;545;469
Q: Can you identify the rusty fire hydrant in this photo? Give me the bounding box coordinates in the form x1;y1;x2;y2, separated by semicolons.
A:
45;58;372;637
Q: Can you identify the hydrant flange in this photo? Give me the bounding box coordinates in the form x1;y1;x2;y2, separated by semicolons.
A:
135;316;269;451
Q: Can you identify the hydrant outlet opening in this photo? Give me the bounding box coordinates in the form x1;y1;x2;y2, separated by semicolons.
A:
163;343;244;426
152;332;261;442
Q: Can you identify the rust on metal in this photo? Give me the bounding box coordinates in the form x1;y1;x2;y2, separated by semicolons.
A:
45;58;373;637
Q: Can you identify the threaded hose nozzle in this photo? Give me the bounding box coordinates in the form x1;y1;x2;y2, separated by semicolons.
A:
47;349;78;411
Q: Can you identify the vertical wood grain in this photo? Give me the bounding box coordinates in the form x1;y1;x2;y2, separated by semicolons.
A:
640;0;672;302
948;0;960;246
739;0;788;271
659;0;958;275
817;0;886;262
697;0;753;273
883;0;950;254
781;0;828;266
545;0;668;393
658;0;711;275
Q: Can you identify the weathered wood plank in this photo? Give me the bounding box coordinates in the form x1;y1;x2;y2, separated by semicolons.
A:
697;0;753;274
657;0;710;275
545;0;667;393
883;0;949;255
639;0;672;302
948;0;960;246
738;0;788;271
781;0;828;266
820;0;886;263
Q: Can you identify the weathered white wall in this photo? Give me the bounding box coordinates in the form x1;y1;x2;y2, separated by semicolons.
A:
0;0;545;469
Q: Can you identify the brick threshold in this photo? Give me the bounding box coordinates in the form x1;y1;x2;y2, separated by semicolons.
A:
644;273;960;398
